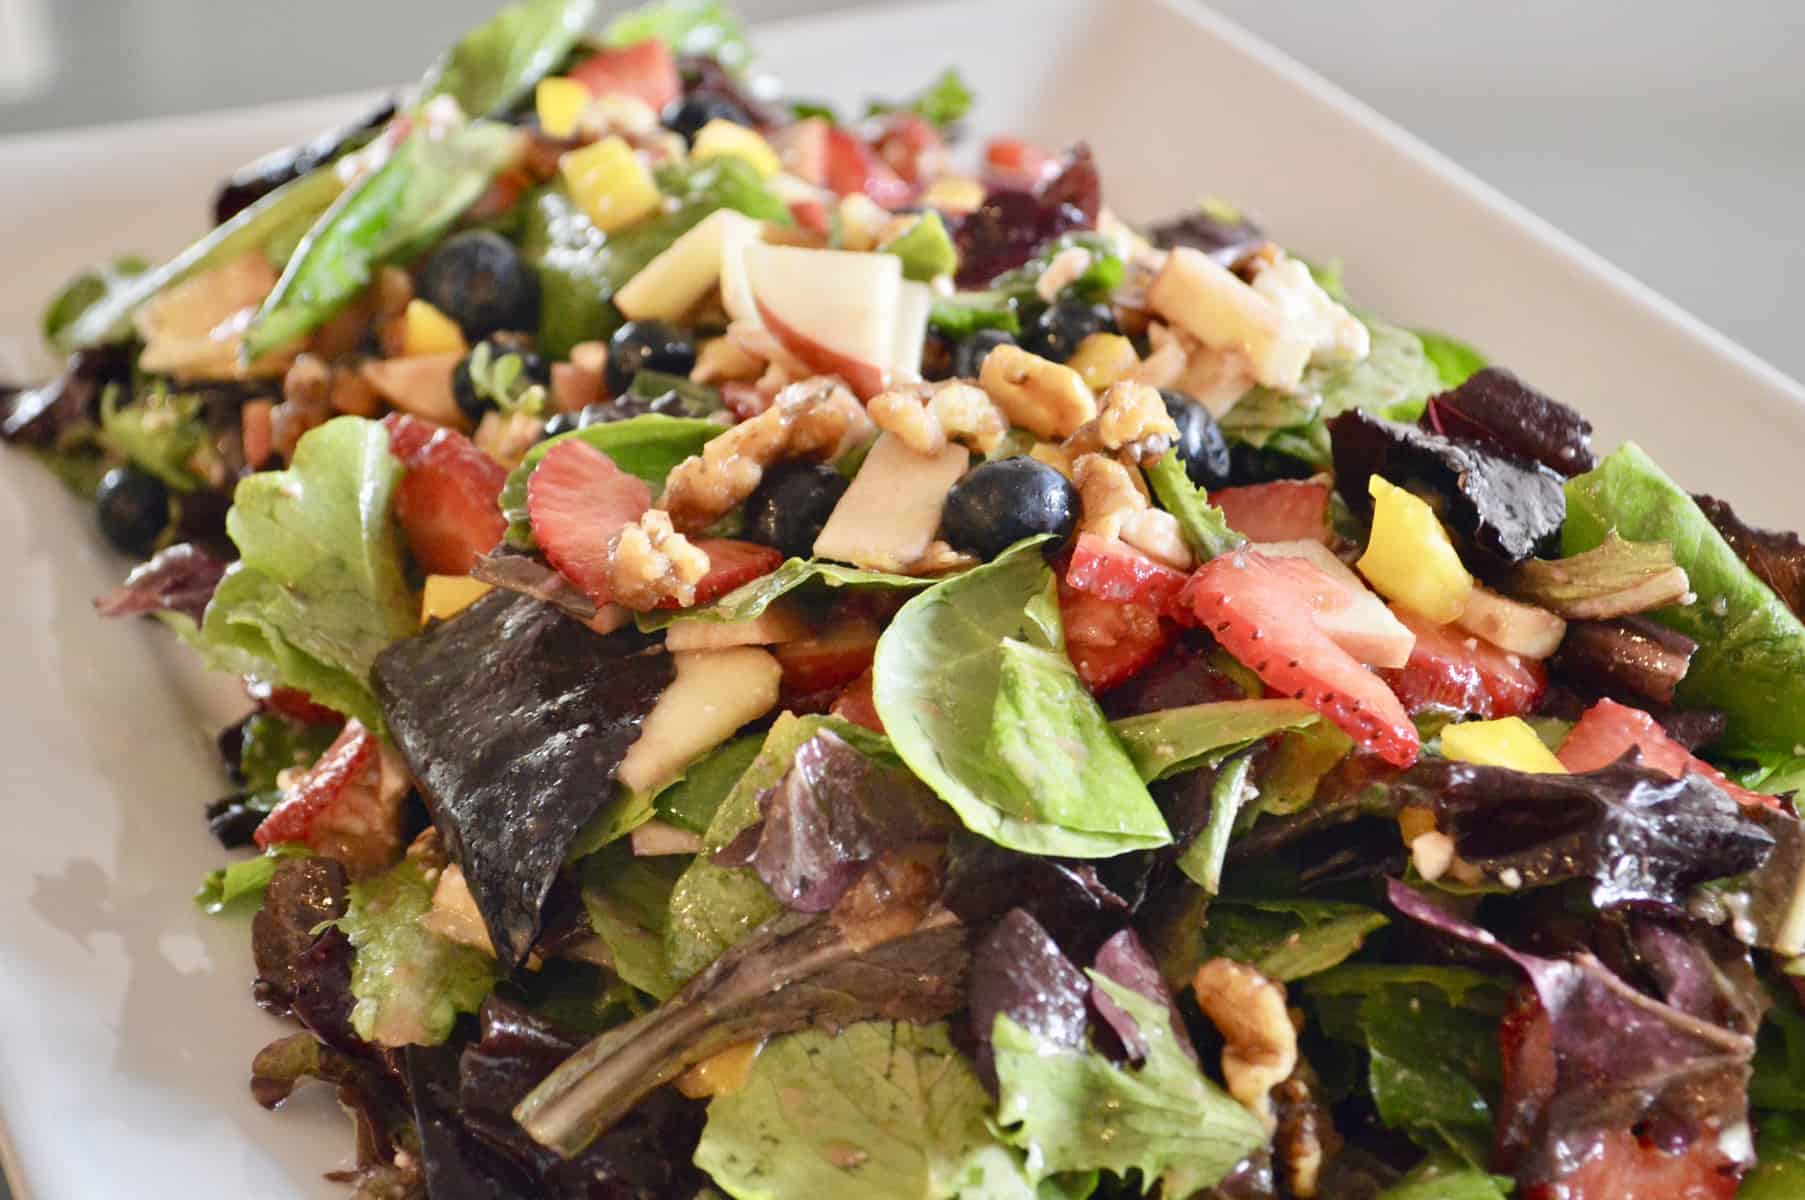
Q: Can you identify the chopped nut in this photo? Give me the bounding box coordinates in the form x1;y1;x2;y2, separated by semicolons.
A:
474;410;546;469
1272;1073;1340;1199
868;380;1009;456
1072;452;1147;541
607;509;711;610
1063;380;1178;464
1028;441;1074;480
978;344;1097;440
1065;332;1140;391
1410;830;1457;882
691;336;764;386
908;539;980;576
328;367;379;417
1193;959;1298;1130
661;377;872;531
272;354;337;459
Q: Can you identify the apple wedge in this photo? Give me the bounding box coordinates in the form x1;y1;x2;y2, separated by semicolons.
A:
615;647;783;796
889;279;932;381
812;432;969;572
1256;539;1417;669
1455;584;1567;659
1147;246;1311;391
663;599;812;652
616;208;764;323
742;242;901;398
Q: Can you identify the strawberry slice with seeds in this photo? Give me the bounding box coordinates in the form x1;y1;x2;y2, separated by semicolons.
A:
1058;576;1173;693
1211;480;1332;545
526;439;653;606
253;720;404;876
1179;550;1419;766
824;126;914;208
567;39;680;113
382;413;509;576
1381;604;1545;719
1066;532;1190;612
1558;697;1777;808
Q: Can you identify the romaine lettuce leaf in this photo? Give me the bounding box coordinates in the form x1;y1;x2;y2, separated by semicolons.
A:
695;1021;1038;1200
638;555;931;630
41;255;149;353
419;0;597;119
1110;697;1315;782
339;859;501;1047
602;0;751;70
1145;450;1244;561
874;541;1170;859
580;842;686;1000
992;973;1266;1196
202;416;417;730
1563;442;1805;754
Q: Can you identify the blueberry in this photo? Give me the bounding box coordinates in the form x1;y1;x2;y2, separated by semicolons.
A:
744;463;848;559
920;330;955;382
1161;389;1233;489
1023;299;1116;363
952;328;1016;379
605;320;697;398
95;466;169;556
453;340;549;423
1226;442;1316;486
940;457;1079;560
663;92;753;143
416;231;541;342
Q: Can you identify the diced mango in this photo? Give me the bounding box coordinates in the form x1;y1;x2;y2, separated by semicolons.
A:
1441;717;1567;774
920;176;985;214
422;574;492;622
690;119;782;177
1357;475;1473;624
535;76;591;140
675;1040;760;1099
1065;332;1139;391
561;136;663;233
401;299;468;358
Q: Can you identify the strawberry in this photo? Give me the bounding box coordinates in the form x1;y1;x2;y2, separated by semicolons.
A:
673;539;784;608
872;112;944;186
824;126;914;208
248;680;342;727
1210;480;1332;545
1065;533;1190;612
774;615;880;695
788;198;831;238
830;669;885;733
567;40;680;113
525;439;653;606
382;413;509;576
1058;576;1174;693
253;720;404;877
1179;550;1419;766
1557;697;1776;808
982;136;1053;189
1381;604;1545;719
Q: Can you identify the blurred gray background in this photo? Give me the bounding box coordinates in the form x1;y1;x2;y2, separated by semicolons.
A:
0;0;1799;375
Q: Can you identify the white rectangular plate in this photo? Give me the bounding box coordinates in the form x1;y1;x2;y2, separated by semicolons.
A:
1;1;1800;1196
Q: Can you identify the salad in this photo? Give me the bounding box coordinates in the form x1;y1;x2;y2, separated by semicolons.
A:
7;0;1805;1196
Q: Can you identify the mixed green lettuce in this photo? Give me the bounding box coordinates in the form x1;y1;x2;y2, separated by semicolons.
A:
419;0;597;119
499;412;723;546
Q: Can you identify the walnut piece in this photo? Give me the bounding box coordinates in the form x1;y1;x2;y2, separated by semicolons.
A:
1062;380;1178;464
868;380;1009;456
978;344;1097;440
1192;958;1298;1131
660;376;872;531
607;510;711;610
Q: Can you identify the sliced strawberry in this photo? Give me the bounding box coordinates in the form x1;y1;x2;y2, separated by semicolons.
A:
830;669;885;734
670;538;784;608
1212;481;1332;545
382;413;509;576
982;136;1053;189
1066;532;1189;611
1381;604;1545;719
872;112;944;186
253;720;404;877
788;197;831;238
526;439;653;606
1557;697;1776;808
1059;577;1174;693
1179;551;1419;766
774;615;880;695
248;680;343;727
824;126;914;208
567;39;680;113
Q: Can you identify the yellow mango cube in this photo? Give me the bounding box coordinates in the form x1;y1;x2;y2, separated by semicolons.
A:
1066;332;1140;391
689;119;782;177
402;299;468;358
1441;717;1567;774
535;76;591;140
920;176;985;214
422;575;492;623
560;136;663;233
1357;475;1473;624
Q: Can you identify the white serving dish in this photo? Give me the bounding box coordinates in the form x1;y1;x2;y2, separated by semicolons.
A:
0;1;1800;1196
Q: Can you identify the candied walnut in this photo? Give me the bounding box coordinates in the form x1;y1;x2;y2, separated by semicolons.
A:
474;410;545;469
1192;958;1298;1131
660;377;872;531
868;380;1009;456
1072;452;1144;540
978;344;1096;440
607;510;711;610
271;354;337;460
1272;1071;1340;1199
1063;380;1178;464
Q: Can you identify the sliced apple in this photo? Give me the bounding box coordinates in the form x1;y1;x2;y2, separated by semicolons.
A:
616;208;764;323
663;598;812;651
889;280;932;381
741;243;901;398
771;117;830;186
361;353;466;429
420;864;495;956
615;647;783;796
1147;246;1310;391
1256;539;1417;669
1455;584;1567;660
812;432;969;572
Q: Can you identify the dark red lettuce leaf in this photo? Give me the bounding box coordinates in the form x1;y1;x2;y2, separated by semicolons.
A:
942;834;1135;961
1388;881;1759;1188
712;729;955;912
1146;204;1267;268
1091;926;1200;1067
1420;367;1596;479
1098;631;1248;720
951;144;1099;286
95;542;230;622
1549;616;1698;707
406;1039;539;1199
1694;493;1805;619
0;345;130;445
1330;409;1567;565
251;856;371;1056
968;907;1091;1090
372;591;674;967
212;98;395;225
470;551;602;623
252;1032;417;1191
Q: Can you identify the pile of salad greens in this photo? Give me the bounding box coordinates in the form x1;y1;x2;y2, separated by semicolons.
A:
7;0;1805;1197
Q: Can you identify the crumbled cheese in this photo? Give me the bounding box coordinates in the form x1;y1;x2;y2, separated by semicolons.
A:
1410;831;1456;882
1249;255;1370;365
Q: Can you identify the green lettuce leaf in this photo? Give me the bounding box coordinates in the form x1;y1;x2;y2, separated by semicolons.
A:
881;210;959;282
1174;751;1256;895
1744;1113;1805;1200
1414;330;1488;389
195;845;312;915
41;255;149;353
238;712;342;793
419;0;597;119
903;67;974;129
1145;450;1244;561
603;0;751;71
580;842;686;1000
339;859;501;1047
639;556;932;631
202;416;417;730
696;1021;1039;1200
1198;898;1389;983
243;119;521;360
1376;1154;1512;1200
874;541;1170;858
1563;442;1805;755
1111;698;1315;782
1752;976;1805;1112
993;973;1267;1196
654;733;763;833
928;297;1021;339
499;413;723;547
98;385;216;492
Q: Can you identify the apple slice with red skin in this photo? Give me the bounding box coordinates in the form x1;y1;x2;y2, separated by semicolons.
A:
741;243;903;399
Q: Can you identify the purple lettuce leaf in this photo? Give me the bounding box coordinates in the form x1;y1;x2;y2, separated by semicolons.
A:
941;834;1136;961
968;908;1091;1090
94;542;231;623
952;144;1099;287
1090;927;1200;1067
1420;366;1596;479
1694;492;1805;620
251;1030;418;1193
1146;202;1267;268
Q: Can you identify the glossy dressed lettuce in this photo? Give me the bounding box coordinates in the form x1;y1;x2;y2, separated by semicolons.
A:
639;555;932;631
419;0;597;119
